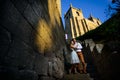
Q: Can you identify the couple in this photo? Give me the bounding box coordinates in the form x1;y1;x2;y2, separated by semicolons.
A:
70;38;87;74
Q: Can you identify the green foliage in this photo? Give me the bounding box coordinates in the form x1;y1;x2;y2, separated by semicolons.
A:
107;0;120;17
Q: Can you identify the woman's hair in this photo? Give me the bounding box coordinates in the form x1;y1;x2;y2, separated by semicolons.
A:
71;38;75;41
71;38;76;44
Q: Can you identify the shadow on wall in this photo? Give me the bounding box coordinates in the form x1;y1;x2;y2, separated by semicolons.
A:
0;0;65;80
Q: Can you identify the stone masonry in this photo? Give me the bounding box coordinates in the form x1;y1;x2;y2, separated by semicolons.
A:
0;0;66;80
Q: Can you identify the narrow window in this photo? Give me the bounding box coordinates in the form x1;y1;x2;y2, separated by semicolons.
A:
76;12;79;16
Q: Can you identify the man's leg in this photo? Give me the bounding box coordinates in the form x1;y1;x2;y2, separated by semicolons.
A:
76;63;83;73
77;52;87;73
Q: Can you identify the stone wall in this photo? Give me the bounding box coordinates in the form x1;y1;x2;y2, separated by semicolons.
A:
0;0;66;80
82;39;120;80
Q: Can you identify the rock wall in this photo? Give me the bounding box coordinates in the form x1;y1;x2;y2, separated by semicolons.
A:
0;0;66;80
82;39;120;80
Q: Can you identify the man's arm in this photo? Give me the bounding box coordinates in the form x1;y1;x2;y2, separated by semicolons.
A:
78;43;83;49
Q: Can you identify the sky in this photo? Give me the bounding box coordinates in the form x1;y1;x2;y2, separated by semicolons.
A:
61;0;112;27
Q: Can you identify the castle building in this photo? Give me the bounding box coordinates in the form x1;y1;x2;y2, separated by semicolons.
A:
55;0;61;15
64;4;102;41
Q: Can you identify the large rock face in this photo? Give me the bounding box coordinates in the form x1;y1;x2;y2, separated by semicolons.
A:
81;39;120;80
0;0;66;80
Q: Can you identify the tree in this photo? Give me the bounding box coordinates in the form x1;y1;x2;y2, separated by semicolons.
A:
111;0;120;13
105;0;120;19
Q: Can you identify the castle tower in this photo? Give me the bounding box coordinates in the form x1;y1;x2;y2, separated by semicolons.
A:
64;4;102;41
55;0;61;15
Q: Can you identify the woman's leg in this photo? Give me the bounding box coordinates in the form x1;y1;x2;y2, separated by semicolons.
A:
70;64;76;74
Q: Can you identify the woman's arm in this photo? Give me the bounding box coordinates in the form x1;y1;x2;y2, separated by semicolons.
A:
70;44;75;48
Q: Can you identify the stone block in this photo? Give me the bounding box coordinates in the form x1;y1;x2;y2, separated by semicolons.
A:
34;54;48;76
0;0;33;44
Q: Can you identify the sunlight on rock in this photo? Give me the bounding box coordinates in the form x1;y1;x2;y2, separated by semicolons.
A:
48;0;61;27
35;19;53;54
85;39;95;52
96;44;104;53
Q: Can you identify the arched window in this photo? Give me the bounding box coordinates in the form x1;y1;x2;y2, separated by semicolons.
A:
76;11;79;16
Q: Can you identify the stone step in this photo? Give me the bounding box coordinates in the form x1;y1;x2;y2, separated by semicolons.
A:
86;66;100;79
62;73;94;80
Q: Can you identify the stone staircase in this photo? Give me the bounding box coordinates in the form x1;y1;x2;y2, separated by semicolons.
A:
62;73;94;80
62;62;101;80
86;63;100;80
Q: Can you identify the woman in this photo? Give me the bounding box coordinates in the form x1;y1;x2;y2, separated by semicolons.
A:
70;40;81;74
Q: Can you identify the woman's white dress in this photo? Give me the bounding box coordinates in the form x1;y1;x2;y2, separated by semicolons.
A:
71;48;80;64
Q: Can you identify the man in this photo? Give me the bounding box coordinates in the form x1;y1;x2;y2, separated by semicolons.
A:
72;38;87;73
